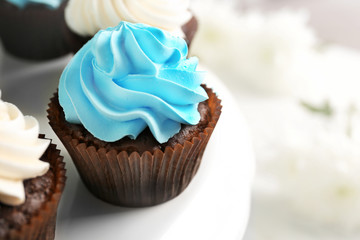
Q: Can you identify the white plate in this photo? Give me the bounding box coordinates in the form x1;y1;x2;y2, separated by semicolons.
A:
0;54;255;240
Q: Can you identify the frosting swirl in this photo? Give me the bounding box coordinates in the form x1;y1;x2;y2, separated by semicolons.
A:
59;22;208;143
65;0;192;37
0;91;50;206
5;0;63;9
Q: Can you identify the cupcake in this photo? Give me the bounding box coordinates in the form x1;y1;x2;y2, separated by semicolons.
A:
64;0;198;53
0;0;71;60
48;22;221;207
0;91;66;239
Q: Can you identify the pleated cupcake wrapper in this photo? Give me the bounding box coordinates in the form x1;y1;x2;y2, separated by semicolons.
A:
0;1;70;60
48;86;221;207
8;136;66;240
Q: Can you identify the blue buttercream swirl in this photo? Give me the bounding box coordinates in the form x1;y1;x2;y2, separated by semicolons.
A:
59;22;208;143
6;0;63;9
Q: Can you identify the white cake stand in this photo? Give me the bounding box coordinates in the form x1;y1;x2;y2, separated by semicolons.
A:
0;54;255;240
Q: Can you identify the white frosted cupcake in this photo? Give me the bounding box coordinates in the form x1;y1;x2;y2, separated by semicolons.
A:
0;91;66;239
64;0;198;52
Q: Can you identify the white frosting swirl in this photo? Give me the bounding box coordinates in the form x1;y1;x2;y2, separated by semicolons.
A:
0;91;50;206
65;0;192;37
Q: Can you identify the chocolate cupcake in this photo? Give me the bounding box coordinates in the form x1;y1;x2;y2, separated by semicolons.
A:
48;22;221;207
0;92;66;239
0;0;70;60
64;0;198;53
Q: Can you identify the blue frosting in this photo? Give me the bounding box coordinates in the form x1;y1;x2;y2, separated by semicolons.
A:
59;22;208;143
6;0;63;9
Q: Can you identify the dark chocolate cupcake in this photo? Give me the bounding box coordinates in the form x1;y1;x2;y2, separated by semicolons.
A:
0;94;66;239
64;0;198;53
0;0;71;60
48;22;221;207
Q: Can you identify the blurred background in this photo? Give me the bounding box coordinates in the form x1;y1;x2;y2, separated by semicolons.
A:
1;0;360;239
242;0;360;50
190;0;360;239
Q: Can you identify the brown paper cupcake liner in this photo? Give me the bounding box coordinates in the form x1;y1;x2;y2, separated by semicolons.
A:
182;15;198;48
7;135;66;240
0;1;70;60
48;86;221;207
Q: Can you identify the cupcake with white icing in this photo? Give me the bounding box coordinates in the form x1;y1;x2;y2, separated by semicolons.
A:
0;0;71;60
64;0;198;52
0;90;66;239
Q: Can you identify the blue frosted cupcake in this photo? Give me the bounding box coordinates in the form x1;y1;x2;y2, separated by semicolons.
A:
0;0;70;60
48;22;221;207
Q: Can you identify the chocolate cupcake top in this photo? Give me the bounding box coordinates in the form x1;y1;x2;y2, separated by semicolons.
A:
5;0;64;9
59;22;208;144
65;0;192;37
0;91;50;206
